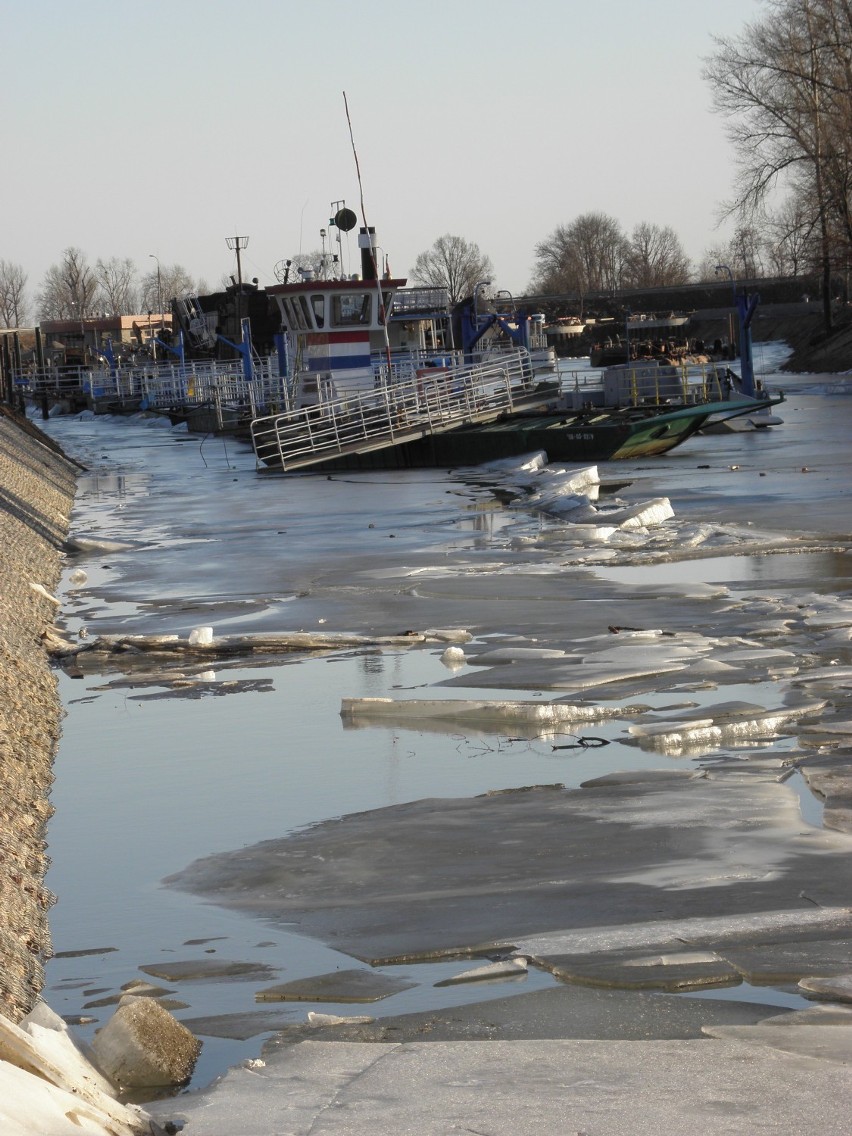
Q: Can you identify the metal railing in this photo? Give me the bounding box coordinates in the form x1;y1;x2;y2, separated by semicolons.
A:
17;356;292;419
558;360;730;409
390;287;450;314
251;350;535;470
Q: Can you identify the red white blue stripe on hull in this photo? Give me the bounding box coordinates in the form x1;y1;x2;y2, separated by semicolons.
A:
304;330;371;372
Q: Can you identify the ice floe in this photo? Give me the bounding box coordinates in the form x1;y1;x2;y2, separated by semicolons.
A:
440;645;466;668
340;697;644;729
627;699;826;752
434;958;528;986
459;457;674;532
65;535;138;554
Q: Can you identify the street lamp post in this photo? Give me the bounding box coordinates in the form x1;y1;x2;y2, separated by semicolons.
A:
149;254;163;359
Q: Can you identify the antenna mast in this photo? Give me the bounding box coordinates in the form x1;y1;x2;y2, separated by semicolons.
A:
342;91;392;369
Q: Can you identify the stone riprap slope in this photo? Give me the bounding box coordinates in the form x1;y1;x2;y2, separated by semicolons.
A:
0;408;77;1022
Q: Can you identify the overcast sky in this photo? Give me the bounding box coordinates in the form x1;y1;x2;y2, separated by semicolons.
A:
5;0;763;299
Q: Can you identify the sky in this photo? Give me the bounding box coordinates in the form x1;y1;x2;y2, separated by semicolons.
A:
3;0;765;305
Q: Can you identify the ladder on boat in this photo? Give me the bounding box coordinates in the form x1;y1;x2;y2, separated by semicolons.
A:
250;350;545;471
177;293;216;349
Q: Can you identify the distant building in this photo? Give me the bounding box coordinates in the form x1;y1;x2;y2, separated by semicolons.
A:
39;313;173;367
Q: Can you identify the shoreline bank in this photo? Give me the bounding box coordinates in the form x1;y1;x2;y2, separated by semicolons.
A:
0;407;77;1022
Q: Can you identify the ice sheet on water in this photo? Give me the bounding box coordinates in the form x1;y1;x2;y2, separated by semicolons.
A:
789;665;852;684
66;534;139;554
814;627;852;649
128;411;174;429
461;451;549;476
440;624;822;709
457;449;841;573
466;646;569;665
339;696;645;729
517;491;594;518
424;628;473;643
365;562;510;580
458;460;672;532
517;466;601;495
802;597;852;629
629;698;824;735
523;488;674;530
596;498;675;529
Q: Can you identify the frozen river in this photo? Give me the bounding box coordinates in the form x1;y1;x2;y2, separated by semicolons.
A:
38;351;852;1090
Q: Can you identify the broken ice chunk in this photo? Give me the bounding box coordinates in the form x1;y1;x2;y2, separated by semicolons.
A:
435;958;529;986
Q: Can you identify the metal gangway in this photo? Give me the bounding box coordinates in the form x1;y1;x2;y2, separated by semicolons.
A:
251;349;542;471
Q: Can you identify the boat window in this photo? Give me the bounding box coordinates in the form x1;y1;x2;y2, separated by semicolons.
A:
332;292;372;326
283;299;305;332
297;295;313;330
311;294;325;329
382;291;395;320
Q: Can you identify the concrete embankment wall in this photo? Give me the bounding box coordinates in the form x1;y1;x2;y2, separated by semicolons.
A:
0;407;78;1023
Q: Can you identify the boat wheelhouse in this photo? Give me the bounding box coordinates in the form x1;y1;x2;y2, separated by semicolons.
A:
266;223;409;407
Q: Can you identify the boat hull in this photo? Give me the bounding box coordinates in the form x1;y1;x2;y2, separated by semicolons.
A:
427;407;709;464
257;397;779;472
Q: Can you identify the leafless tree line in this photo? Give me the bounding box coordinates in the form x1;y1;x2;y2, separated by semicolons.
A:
431;1;852;321
704;0;852;331
0;248;205;328
529;216;692;307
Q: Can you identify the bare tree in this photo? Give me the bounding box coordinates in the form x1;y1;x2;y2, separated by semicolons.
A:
694;244;735;282
812;0;852;255
696;227;770;283
624;223;691;288
94;257;138;315
762;193;819;273
531;213;628;304
410;235;494;304
0;260;28;327
729;223;767;278
140;264;196;311
704;0;852;330
529;224;585;295
36;248;98;319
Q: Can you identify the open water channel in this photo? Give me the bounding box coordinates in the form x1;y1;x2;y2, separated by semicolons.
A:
38;347;852;1091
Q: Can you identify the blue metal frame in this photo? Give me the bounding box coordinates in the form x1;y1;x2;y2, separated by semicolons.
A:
735;290;760;397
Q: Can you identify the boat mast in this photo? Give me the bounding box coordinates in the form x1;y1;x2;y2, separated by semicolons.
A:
343;91;393;373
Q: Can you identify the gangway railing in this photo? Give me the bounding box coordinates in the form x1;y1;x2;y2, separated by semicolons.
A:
558;360;732;409
251;350;536;471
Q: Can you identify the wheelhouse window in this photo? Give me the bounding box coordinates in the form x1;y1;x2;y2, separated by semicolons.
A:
283;298;308;331
297;295;313;330
310;294;325;329
332;292;371;326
